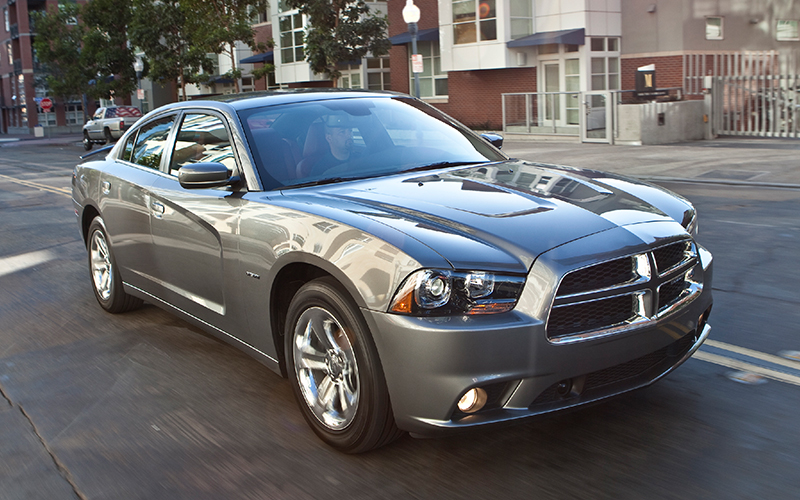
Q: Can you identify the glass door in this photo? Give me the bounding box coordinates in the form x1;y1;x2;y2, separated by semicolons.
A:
581;92;611;143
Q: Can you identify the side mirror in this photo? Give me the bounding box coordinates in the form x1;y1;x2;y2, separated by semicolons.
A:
178;162;238;189
480;133;503;149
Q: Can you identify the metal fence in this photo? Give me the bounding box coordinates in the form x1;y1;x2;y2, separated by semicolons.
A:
712;75;800;138
501;92;581;136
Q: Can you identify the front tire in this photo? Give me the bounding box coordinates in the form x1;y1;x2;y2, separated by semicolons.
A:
87;217;142;313
83;132;93;151
285;277;402;453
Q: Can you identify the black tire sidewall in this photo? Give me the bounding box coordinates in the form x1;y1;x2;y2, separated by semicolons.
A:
83;132;92;151
87;217;125;312
284;277;390;453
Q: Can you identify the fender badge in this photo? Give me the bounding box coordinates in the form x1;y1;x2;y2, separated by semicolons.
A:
246;271;261;279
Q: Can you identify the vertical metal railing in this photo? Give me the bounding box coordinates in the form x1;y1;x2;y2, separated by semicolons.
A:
713;74;799;138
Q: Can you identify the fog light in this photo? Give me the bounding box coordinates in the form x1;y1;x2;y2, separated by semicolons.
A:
457;387;488;413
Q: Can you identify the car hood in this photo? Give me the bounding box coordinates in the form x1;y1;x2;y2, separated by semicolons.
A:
283;160;693;273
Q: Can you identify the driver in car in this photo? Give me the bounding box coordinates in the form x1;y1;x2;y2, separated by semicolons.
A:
310;114;362;177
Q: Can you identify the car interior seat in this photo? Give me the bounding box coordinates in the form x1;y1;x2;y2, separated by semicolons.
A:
295;121;327;179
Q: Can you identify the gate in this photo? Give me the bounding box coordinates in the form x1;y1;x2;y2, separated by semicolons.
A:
713;75;800;138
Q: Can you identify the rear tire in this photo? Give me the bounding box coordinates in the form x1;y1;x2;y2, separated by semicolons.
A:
285;277;402;453
87;217;142;313
104;128;114;144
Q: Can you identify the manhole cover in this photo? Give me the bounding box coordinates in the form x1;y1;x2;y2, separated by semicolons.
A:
726;371;767;385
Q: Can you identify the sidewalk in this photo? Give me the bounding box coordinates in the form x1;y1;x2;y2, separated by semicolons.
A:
0;133;83;147
503;136;800;188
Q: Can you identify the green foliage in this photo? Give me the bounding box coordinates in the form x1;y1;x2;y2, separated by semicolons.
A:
81;0;137;100
30;3;90;101
284;0;390;81
251;63;275;82
181;0;272;92
128;0;214;96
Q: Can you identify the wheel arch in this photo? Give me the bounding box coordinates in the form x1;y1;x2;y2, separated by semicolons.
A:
80;203;101;245
268;254;370;377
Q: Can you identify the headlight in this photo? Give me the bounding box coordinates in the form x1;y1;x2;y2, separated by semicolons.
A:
682;208;698;237
389;269;526;316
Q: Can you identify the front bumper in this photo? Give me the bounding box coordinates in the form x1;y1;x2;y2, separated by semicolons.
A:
364;226;713;436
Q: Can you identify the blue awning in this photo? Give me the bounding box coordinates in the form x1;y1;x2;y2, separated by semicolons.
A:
240;51;274;64
389;28;439;45
507;28;585;48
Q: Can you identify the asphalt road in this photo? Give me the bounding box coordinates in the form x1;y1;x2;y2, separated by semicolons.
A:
1;140;799;499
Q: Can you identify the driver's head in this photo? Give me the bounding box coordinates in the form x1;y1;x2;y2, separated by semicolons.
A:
324;114;354;160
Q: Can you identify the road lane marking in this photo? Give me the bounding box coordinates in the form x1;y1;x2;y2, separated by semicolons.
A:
0;250;57;278
693;351;800;387
704;339;800;371
0;173;71;197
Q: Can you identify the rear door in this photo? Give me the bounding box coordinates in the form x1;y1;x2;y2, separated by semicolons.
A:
99;114;178;291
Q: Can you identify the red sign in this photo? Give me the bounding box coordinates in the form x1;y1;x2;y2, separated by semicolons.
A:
40;97;53;112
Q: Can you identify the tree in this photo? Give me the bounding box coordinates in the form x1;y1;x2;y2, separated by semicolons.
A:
284;0;390;85
30;4;91;106
81;0;137;102
182;0;271;93
129;0;214;100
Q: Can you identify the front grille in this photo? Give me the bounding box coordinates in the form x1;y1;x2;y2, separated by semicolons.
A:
658;276;687;311
546;238;699;341
547;294;636;339
653;240;691;274
557;256;636;296
530;332;697;407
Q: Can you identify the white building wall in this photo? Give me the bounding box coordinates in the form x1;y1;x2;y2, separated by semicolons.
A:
440;0;620;76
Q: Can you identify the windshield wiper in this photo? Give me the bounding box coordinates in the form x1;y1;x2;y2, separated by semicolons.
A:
283;175;373;190
401;161;484;173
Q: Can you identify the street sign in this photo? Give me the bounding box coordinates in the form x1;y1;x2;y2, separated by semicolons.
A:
40;97;53;112
412;54;423;74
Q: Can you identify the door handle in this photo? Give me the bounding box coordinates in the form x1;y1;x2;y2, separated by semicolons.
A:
101;181;111;195
151;201;165;218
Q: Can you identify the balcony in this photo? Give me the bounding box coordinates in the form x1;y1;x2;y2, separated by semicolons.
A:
13;59;22;73
10;23;19;39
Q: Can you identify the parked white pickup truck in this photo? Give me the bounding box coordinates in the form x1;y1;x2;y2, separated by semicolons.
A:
82;106;143;151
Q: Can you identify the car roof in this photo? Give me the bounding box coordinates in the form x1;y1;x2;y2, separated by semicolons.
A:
166;89;408;113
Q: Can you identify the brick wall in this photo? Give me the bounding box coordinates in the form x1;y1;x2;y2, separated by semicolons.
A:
434;67;537;130
621;55;684;92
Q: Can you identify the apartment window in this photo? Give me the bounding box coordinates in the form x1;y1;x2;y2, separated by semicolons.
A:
452;0;496;44
589;38;620;91
705;16;723;40
66;102;83;126
6;42;12;65
777;20;799;41
366;57;391;91
509;0;532;40
4;8;9;32
411;41;448;98
279;13;304;63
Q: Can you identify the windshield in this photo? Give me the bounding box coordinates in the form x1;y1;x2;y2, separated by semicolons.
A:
238;96;507;190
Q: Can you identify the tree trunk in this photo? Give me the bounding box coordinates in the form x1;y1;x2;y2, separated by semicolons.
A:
230;45;240;94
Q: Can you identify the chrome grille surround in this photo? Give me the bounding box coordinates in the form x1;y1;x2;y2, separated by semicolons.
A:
547;239;701;344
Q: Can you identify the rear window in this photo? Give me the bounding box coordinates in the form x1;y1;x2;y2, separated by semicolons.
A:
106;107;143;118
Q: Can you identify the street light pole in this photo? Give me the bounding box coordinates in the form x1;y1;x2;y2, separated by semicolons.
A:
133;58;144;111
402;0;421;99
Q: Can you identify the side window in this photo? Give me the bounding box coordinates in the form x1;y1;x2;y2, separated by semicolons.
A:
93;108;104;120
170;114;236;176
120;131;137;162
130;116;176;170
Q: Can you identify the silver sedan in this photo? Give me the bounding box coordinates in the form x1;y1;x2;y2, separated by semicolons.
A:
72;90;713;453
